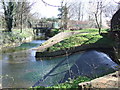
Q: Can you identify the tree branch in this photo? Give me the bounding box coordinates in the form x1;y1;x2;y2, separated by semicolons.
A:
41;0;61;7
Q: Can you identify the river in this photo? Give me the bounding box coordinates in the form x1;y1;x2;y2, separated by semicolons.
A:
1;40;119;88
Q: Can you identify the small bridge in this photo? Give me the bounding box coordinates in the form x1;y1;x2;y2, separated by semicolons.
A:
33;27;52;36
32;21;59;36
33;21;54;36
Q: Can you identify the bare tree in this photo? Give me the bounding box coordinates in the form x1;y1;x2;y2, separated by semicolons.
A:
13;2;34;33
87;0;107;34
1;0;33;32
94;1;103;34
74;2;84;21
103;3;117;27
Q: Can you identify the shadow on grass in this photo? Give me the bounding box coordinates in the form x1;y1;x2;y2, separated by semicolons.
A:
81;34;115;47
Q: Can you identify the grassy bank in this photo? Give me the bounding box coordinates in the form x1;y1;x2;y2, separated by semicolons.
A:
46;29;115;52
0;29;34;49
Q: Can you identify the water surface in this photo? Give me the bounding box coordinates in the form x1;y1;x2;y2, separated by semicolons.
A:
1;40;119;88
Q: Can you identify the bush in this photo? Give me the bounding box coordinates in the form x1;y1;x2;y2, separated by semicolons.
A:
50;29;60;37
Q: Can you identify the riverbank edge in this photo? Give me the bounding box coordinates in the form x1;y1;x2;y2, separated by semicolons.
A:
78;71;120;88
0;36;33;50
36;43;120;64
36;44;111;56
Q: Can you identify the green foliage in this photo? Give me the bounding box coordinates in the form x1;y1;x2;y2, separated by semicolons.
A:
13;29;33;38
50;29;60;37
79;28;99;33
1;32;23;44
33;76;91;89
50;77;91;88
1;29;33;45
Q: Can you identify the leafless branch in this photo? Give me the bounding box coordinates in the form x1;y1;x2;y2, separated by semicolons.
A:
41;0;61;7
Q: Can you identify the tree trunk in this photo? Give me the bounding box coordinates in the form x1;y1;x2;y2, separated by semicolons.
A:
2;1;14;32
95;14;101;34
5;15;13;32
20;13;23;33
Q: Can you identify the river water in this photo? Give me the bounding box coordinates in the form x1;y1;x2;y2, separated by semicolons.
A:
1;40;119;88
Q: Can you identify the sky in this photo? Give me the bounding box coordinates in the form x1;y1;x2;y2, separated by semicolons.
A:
30;0;74;18
30;0;61;18
0;0;120;18
29;0;120;18
30;0;92;18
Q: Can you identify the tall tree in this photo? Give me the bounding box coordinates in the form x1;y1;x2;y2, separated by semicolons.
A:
2;0;15;32
58;3;69;30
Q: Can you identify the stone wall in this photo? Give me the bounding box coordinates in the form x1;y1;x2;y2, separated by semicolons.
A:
108;31;120;41
111;9;120;31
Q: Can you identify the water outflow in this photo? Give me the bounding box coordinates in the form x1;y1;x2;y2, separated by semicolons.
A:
33;50;119;87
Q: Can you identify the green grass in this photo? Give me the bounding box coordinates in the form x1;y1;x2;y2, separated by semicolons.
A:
47;29;115;52
64;28;108;33
33;76;91;89
12;28;33;38
1;29;34;45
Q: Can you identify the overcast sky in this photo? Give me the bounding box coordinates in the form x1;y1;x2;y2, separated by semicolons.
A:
30;0;119;18
0;0;119;18
30;0;73;18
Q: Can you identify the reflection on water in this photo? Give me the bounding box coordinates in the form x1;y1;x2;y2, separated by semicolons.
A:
2;40;47;88
33;50;119;87
2;49;80;88
1;40;119;88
